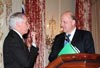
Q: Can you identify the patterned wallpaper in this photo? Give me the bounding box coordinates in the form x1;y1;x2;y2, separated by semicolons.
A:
0;0;12;68
0;0;12;39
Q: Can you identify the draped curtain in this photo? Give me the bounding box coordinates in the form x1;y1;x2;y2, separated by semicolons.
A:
91;0;100;53
75;0;92;31
25;0;45;68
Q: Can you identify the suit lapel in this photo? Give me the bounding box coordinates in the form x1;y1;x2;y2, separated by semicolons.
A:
59;33;66;48
71;29;79;46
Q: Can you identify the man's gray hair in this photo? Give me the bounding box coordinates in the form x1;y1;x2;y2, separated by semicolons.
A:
9;12;25;29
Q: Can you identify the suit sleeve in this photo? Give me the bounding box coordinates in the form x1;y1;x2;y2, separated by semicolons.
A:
9;40;38;67
84;32;95;53
48;35;63;62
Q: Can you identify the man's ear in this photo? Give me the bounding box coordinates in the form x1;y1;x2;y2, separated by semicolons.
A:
72;20;76;26
15;22;21;29
16;22;22;27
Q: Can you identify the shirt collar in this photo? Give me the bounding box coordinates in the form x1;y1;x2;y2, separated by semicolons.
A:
66;27;76;42
13;29;23;39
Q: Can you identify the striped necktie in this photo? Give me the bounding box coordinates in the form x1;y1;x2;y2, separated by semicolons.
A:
64;34;71;45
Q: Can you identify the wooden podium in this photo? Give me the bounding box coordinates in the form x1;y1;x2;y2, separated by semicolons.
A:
46;53;100;68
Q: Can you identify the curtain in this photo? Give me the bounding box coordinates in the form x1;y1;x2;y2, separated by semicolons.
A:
91;0;100;54
76;0;100;53
75;0;92;31
25;0;45;68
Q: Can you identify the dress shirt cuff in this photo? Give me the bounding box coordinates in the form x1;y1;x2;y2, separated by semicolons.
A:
32;42;37;47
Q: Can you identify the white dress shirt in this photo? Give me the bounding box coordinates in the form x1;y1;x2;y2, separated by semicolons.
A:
66;27;76;42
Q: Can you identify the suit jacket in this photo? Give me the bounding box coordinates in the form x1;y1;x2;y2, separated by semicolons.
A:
3;30;39;68
49;29;95;62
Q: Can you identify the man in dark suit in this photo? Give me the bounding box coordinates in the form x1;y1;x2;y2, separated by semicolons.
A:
3;12;38;68
49;11;95;62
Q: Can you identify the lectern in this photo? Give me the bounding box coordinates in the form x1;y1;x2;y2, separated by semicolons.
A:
46;53;100;68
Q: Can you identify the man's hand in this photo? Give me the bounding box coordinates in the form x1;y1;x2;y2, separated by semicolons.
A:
30;31;37;44
26;31;37;48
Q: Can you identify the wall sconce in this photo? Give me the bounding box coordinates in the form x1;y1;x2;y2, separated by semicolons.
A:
46;17;56;50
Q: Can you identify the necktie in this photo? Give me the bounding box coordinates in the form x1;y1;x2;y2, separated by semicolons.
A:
65;34;71;42
64;34;71;45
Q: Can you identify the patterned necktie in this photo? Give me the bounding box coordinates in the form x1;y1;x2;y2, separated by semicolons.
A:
65;34;71;42
65;34;71;44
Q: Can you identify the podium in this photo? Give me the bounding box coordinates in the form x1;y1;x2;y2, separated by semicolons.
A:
46;53;100;68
